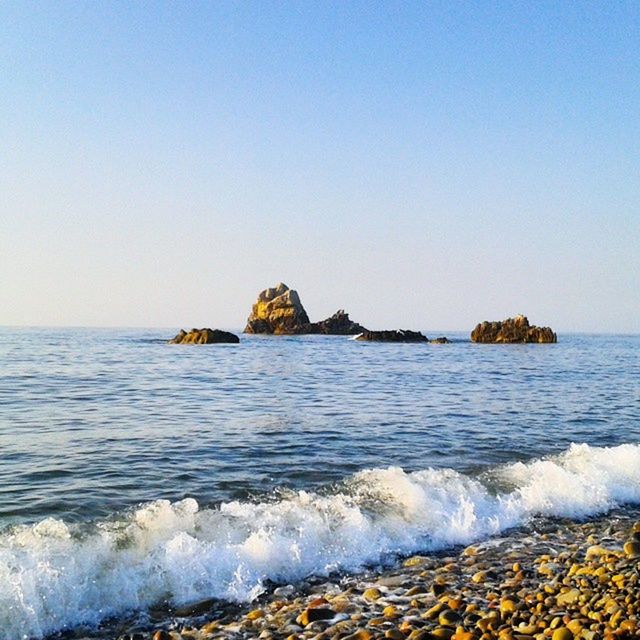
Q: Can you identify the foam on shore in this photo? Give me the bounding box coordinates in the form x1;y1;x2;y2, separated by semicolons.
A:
2;442;640;639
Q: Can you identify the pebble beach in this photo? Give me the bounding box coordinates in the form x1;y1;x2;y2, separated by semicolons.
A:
131;511;640;640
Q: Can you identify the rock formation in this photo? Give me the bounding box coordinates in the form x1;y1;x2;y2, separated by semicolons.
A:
355;330;429;342
169;328;240;344
244;283;310;334
470;315;557;343
244;285;367;335
294;310;368;335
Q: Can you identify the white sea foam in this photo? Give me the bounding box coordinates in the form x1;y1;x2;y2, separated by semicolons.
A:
2;442;640;639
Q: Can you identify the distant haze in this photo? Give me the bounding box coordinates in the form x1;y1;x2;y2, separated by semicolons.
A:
1;2;638;333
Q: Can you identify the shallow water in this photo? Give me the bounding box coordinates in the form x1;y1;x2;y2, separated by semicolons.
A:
0;328;638;638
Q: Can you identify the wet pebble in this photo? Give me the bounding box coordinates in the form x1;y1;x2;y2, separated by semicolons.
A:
124;513;640;640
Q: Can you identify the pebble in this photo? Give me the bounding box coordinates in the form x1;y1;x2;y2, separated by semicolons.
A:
556;588;580;606
363;587;382;601
297;607;335;625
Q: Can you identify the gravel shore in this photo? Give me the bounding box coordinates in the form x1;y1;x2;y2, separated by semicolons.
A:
112;511;640;640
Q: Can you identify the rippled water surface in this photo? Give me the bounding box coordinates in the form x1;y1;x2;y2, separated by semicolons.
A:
1;328;638;526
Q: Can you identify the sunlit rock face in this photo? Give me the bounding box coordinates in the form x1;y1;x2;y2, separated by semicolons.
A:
471;315;557;343
244;284;367;335
244;283;311;334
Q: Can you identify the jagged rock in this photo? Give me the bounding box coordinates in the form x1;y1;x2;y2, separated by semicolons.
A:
355;330;429;342
470;315;557;343
429;336;451;344
244;283;310;334
244;285;367;335
168;328;240;344
294;310;368;335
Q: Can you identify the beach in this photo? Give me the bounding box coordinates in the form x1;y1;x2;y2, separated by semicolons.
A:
123;510;640;640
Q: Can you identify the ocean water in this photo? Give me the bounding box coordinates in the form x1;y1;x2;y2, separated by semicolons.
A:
0;328;638;639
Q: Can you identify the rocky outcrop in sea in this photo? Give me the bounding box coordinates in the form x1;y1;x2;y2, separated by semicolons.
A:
168;328;240;344
471;315;557;343
356;330;428;342
356;330;450;343
295;310;368;335
244;284;367;335
244;283;311;334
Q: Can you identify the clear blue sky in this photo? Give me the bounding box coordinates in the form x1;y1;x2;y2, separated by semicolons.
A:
1;1;638;332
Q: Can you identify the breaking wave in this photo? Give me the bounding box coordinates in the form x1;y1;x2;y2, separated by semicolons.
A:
2;442;640;639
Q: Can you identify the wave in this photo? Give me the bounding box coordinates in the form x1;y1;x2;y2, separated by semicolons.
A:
2;442;640;639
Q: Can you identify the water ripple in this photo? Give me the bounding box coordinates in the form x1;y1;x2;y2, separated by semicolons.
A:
0;328;638;525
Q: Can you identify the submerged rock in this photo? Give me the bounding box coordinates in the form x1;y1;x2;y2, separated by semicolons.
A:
244;284;367;335
168;328;240;344
355;330;429;342
471;315;557;343
244;283;311;334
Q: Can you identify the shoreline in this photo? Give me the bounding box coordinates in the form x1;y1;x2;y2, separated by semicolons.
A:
85;509;640;640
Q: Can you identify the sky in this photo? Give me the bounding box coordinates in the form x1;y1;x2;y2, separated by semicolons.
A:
1;1;638;333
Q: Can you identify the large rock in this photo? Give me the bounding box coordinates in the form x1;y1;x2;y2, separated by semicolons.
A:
169;328;240;344
471;315;557;343
244;284;367;335
295;309;368;335
244;283;311;334
356;330;429;342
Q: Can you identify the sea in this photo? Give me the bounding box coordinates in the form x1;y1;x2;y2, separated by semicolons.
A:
0;328;639;639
